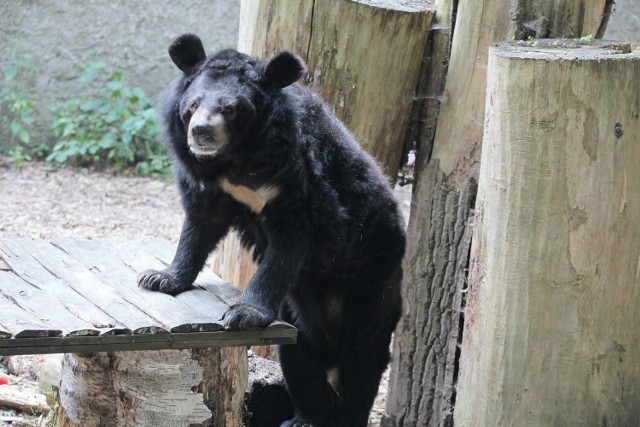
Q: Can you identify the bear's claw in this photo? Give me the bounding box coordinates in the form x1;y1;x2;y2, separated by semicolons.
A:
137;270;189;296
222;302;274;329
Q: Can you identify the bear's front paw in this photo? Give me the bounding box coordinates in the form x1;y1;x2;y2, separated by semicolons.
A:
137;269;190;296
222;303;275;329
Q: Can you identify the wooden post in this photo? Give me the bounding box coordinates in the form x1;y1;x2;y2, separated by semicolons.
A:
57;348;247;427
455;40;640;426
384;1;613;425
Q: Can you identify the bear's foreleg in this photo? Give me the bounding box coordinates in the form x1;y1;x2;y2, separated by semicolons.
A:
138;212;231;295
222;229;307;329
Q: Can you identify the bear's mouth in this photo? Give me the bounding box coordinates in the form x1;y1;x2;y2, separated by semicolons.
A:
188;140;224;157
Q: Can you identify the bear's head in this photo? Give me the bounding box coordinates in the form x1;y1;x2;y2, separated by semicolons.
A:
167;33;306;160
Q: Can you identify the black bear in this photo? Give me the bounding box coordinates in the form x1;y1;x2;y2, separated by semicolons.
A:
138;33;406;427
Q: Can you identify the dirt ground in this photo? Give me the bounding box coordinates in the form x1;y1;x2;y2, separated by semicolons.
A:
0;157;411;426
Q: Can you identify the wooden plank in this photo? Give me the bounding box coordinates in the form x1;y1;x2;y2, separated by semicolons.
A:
0;327;297;356
0;239;126;334
101;238;238;321
0;237;297;355
50;237;224;333
0;292;62;338
134;237;242;306
0;261;12;339
119;239;239;318
16;238;168;335
0;270;100;336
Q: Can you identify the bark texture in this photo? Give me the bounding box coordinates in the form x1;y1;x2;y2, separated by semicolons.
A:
385;1;612;426
195;347;248;427
509;0;614;39
384;162;476;427
56;348;245;427
455;40;640;426
57;353;117;427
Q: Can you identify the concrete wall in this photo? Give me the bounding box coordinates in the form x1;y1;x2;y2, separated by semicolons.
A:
605;0;640;42
0;0;239;147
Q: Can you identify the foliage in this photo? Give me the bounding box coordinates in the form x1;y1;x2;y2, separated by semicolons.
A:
578;34;594;42
48;56;170;176
0;50;45;164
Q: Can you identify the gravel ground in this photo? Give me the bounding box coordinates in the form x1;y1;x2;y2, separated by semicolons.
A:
0;157;183;243
0;157;409;426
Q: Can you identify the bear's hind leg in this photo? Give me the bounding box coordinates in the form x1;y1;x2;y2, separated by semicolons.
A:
278;338;338;427
335;329;391;427
335;277;401;427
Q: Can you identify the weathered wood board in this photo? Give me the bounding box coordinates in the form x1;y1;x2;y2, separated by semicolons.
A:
0;237;296;355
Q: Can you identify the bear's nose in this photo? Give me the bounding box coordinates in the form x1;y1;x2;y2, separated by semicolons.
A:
191;123;212;139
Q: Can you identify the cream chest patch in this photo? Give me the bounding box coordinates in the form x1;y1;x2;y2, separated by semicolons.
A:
219;177;281;214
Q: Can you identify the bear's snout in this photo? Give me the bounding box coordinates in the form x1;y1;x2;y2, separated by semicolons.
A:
187;111;229;157
191;122;212;139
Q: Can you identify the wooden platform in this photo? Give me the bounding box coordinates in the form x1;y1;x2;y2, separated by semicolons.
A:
0;237;296;355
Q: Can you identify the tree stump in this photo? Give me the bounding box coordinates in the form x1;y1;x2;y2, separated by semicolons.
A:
384;1;613;425
56;348;246;427
455;40;640;426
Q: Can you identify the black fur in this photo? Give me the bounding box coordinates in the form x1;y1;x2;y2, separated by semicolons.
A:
168;33;206;74
138;34;406;427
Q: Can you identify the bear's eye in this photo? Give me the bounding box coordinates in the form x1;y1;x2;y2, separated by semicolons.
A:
188;100;199;113
220;102;237;121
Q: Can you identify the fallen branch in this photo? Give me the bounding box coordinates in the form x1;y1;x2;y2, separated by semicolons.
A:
0;386;50;414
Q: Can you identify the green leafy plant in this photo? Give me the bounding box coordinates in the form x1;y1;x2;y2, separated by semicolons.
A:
0;50;40;163
578;34;594;43
48;56;170;175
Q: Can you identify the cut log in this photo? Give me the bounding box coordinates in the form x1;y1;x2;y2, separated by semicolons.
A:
195;347;248;427
56;348;246;427
383;1;513;424
209;229;257;291
455;40;640;426
508;0;614;39
0;385;50;415
384;1;613;425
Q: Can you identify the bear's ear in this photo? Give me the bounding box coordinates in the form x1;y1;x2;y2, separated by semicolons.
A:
169;34;206;74
264;51;306;88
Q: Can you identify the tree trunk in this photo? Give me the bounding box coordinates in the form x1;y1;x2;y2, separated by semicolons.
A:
455;40;640;427
385;1;612;426
210;229;257;291
384;1;511;425
195;347;248;427
56;348;246;427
